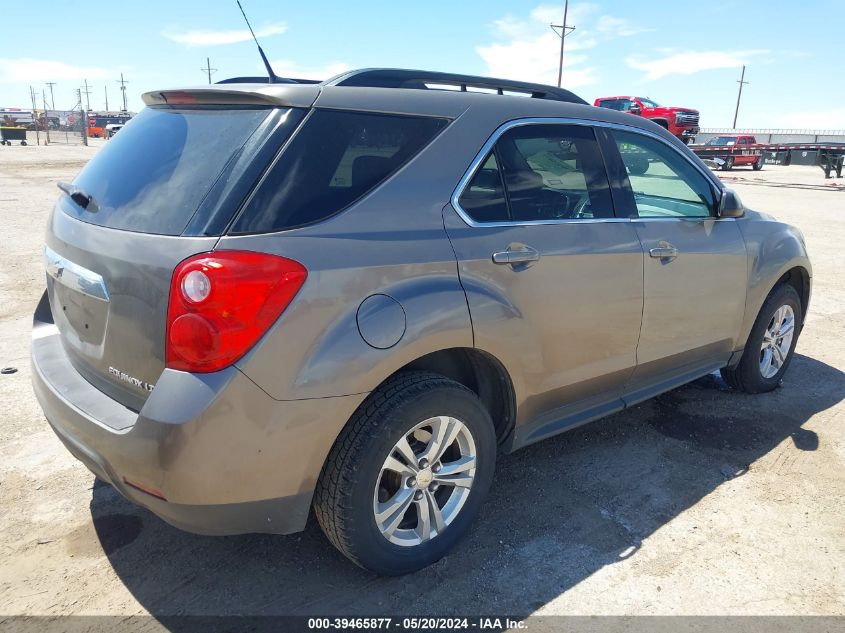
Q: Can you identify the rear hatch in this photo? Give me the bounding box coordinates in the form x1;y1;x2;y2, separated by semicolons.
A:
44;101;304;411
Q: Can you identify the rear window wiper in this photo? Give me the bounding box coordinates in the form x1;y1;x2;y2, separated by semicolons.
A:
57;181;98;212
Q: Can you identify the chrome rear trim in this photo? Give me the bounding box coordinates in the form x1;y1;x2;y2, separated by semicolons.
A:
44;245;110;302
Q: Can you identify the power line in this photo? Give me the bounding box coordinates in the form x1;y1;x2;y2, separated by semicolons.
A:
81;78;92;111
201;57;218;84
733;65;749;129
45;82;56;110
550;0;576;88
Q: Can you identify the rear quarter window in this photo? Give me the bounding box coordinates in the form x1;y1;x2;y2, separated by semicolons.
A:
66;107;273;235
230;109;449;234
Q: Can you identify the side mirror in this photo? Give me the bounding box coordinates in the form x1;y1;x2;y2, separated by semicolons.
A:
718;188;745;218
629;104;642;115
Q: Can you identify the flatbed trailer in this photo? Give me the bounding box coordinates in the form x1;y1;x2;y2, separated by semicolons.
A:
690;142;845;178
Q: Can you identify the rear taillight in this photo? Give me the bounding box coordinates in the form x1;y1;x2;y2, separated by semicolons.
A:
166;251;307;373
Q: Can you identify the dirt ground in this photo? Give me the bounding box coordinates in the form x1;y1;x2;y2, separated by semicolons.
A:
0;141;843;623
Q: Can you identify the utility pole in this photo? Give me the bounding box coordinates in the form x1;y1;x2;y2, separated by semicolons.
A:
733;65;749;129
29;86;40;145
201;57;218;84
117;73;128;112
104;86;109;111
42;89;51;143
551;0;576;88
45;82;56;110
81;78;92;111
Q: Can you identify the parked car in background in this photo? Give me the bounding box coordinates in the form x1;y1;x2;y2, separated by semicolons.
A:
594;96;700;144
702;134;764;170
87;112;133;138
105;123;124;138
32;69;811;576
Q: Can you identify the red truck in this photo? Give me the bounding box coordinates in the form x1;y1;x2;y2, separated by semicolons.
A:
699;134;763;170
593;96;700;144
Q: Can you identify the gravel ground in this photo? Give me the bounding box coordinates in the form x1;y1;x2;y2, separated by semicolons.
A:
0;142;843;623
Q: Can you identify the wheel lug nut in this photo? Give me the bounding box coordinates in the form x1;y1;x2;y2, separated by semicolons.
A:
432;463;441;473
430;483;439;492
414;490;424;500
407;477;416;487
419;459;429;469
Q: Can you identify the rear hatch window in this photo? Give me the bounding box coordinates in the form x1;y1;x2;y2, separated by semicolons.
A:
230;109;448;233
65;107;274;235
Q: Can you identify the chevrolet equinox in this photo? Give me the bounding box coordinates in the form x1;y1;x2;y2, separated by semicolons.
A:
32;69;811;575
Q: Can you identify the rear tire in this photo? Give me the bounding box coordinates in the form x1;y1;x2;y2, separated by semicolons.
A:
314;372;496;575
753;157;763;171
721;284;802;393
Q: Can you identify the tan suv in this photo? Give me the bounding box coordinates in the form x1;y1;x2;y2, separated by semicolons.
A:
32;69;811;575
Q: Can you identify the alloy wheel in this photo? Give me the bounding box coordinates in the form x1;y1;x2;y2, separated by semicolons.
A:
372;416;476;546
759;304;795;379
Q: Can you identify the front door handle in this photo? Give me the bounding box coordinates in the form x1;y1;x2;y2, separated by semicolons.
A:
492;246;540;265
649;243;678;259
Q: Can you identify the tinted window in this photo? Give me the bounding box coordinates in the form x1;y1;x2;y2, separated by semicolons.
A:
458;153;509;223
232;110;448;233
598;99;625;111
67;107;272;235
458;124;613;224
613;129;716;218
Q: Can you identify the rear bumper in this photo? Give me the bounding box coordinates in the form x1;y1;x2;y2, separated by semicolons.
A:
32;300;367;535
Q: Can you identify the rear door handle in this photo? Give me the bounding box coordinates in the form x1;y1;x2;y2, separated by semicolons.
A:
492;247;540;265
648;244;678;259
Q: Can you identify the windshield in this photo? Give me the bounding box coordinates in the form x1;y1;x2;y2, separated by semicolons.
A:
638;98;661;108
707;136;739;146
65;106;273;235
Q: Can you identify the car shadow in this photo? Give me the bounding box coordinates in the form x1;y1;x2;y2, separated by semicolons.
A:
89;353;843;621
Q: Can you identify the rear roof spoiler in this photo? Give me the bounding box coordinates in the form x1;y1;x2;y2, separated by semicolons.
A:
142;84;320;108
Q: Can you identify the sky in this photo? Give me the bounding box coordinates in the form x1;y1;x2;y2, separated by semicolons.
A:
1;0;843;129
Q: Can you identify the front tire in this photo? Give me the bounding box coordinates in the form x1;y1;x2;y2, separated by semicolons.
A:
721;284;802;393
314;372;496;575
722;156;735;171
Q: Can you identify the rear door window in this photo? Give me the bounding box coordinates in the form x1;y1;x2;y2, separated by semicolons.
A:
231;110;448;233
457;124;614;223
66;107;274;235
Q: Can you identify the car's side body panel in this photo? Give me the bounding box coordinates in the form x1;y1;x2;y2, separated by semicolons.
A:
627;217;748;387
442;206;644;429
734;211;812;348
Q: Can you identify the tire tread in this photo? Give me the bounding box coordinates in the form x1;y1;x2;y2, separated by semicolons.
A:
313;371;473;568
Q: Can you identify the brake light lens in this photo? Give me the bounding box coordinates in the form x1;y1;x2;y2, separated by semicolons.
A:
166;251;307;373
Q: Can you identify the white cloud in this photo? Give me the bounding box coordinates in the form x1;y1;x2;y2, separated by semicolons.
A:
162;22;287;47
268;60;351;81
626;49;769;80
0;58;109;83
476;3;605;89
475;3;647;90
595;15;649;37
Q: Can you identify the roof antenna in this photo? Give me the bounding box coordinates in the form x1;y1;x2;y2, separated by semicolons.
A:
236;0;278;84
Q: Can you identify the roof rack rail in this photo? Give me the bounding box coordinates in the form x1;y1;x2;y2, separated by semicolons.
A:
326;68;587;105
216;76;322;85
